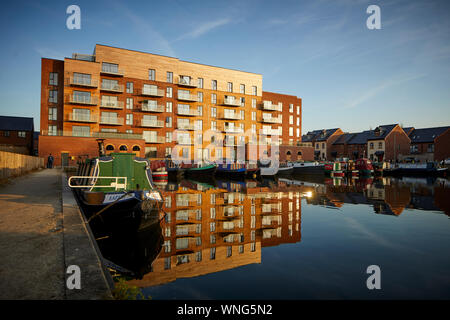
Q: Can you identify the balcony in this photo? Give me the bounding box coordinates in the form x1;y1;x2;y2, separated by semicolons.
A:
100;66;124;76
65;113;98;123
221;97;242;107
177;108;200;117
177;138;193;145
260;115;282;124
144;135;165;144
68;76;98;88
177;92;198;102
222;126;244;134
177;76;197;88
220;112;242;120
66;94;98;105
140;119;164;128
99;117;124;126
224;139;236;147
100;100;124;109
260;128;280;136
100;83;124;93
141;87;164;97
177;122;195;131
261;101;282;111
140;102;164;113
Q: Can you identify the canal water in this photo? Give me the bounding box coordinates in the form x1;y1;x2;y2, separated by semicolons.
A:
95;175;450;299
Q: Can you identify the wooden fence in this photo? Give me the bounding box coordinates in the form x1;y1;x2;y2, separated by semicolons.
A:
0;151;45;180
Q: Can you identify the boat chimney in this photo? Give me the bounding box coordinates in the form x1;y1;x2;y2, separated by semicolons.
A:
96;138;106;157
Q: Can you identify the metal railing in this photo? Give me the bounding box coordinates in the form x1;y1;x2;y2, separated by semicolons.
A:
40;130;143;140
66;94;98;105
221;97;243;107
69;77;98;87
177;93;198;102
141;87;164;97
141;102;164;112
220;112;242;120
65;113;98;123
100;66;124;76
68;176;127;191
261;101;282;111
177;77;197;87
144;136;165;143
100;117;124;125
100;100;124;109
177;123;195;130
177;108;200;116
260;116;282;124
140;119;164;127
101;83;124;92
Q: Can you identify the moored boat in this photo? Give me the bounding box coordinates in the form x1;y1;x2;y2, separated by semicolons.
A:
355;158;374;176
384;162;447;177
277;162;294;175
324;162;345;178
165;158;185;180
183;162;217;178
216;162;247;179
68;149;164;230
150;160;168;185
291;161;325;175
245;162;260;178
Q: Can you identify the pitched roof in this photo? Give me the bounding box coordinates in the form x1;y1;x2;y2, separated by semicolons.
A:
302;128;340;142
366;124;398;141
348;131;372;145
0;116;34;131
333;133;356;145
409;126;450;143
402;127;415;135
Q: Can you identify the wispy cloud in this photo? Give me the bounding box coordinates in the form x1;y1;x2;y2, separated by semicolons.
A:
112;1;176;57
174;18;231;42
344;73;426;109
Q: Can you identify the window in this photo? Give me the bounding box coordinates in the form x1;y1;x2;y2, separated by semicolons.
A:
322;143;325;149
101;78;119;91
210;234;216;244
126;114;133;125
296;128;300;137
126;97;133;109
165;147;172;156
240;84;245;94
102;62;119;74
428;144;434;153
126;82;133;93
211;107;217;118
49;72;58;86
240;110;245;120
370;142;374;149
166;132;172;143
166;87;172;98
251;111;256;121
197;106;203;116
73;108;90;121
210;248;216;260
211;80;217;90
106;145;114;151
148;69;155;81
166;116;172;128
289;104;294;113
211;121;217;131
378;142;382;149
167;72;173;83
48;125;57;136
296;117;300;126
227;82;233;93
49;90;57;103
197;92;203;103
197;78;203;89
289;115;293;125
166;101;172;112
211;93;217;104
72;126;90;137
289;127;294;137
252;86;257;95
48;107;57;121
251;99;256;109
16;131;26;138
226;246;232;258
297;106;300;115
101;128;117;133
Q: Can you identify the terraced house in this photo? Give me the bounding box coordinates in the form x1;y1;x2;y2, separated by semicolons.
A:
39;44;304;167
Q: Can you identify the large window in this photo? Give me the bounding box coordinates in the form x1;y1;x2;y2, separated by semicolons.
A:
49;72;58;86
240;84;245;94
49;90;58;103
126;82;133;93
102;62;118;73
167;71;173;83
48;107;57;121
72;126;90;137
73;73;91;86
148;69;155;81
72;90;90;104
211;80;217;90
73;108;90;121
48;125;57;136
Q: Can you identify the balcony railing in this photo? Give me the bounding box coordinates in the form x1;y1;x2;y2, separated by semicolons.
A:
144;136;165;143
68;77;98;88
100;83;124;93
261;101;282;111
100;67;124;76
99;117;124;125
261;128;280;136
140;102;164;113
66;94;98;105
222;126;244;134
220;112;242;120
141;87;164;97
100;100;124;109
221;97;242;107
177;123;195;130
140;119;164;128
177;93;198;102
40;130;142;140
177;139;193;145
177;108;200;116
260;116;282;124
177;77;197;88
65;113;98;123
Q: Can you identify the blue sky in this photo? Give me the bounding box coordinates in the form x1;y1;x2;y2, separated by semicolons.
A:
0;0;449;133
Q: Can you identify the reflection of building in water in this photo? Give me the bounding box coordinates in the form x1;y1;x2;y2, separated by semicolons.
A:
127;179;302;288
295;175;449;217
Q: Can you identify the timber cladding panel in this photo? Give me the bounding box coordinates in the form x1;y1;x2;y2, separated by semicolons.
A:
95;44;263;93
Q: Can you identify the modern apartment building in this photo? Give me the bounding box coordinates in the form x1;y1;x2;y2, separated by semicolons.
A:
39;44;304;167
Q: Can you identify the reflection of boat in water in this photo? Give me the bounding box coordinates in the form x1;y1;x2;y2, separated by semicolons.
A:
384;162;447;177
291;161;324;175
99;215;164;279
216;162;247;179
68;139;164;231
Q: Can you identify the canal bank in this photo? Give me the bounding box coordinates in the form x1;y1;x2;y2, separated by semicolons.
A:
0;169;113;299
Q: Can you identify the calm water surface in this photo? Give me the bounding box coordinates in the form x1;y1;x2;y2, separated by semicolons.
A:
97;175;450;299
